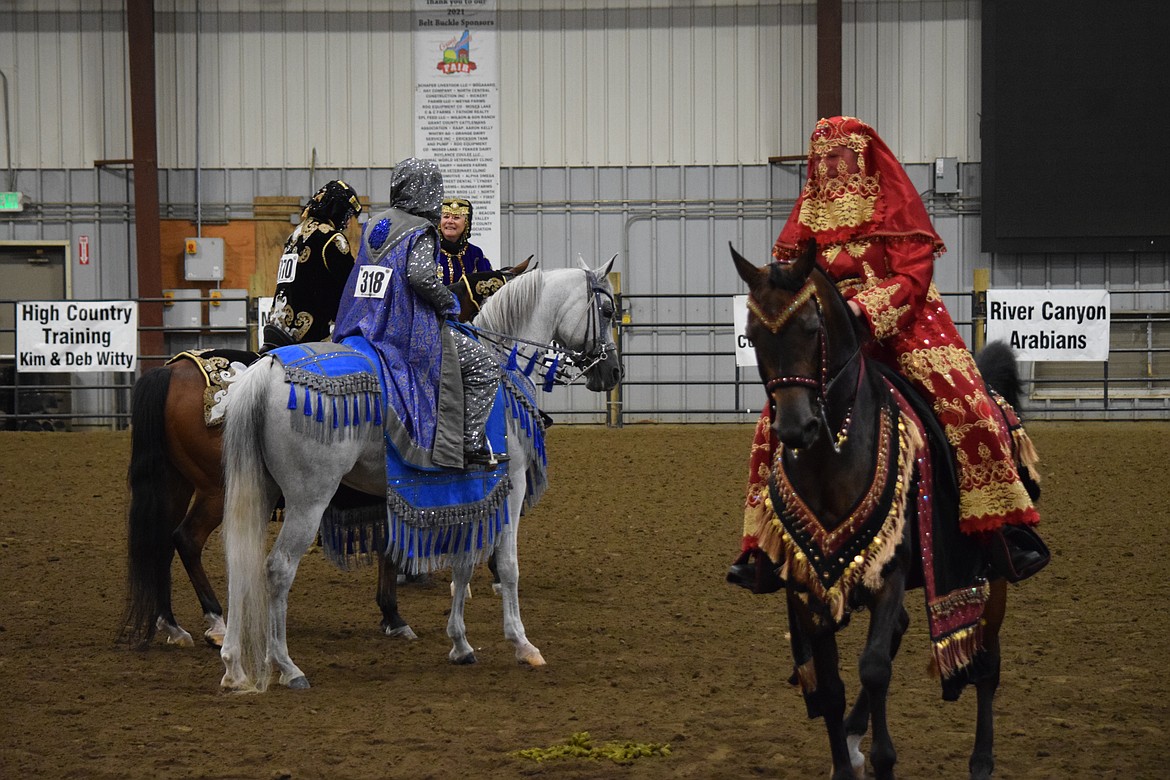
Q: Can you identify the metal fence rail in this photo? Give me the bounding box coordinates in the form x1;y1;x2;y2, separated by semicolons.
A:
3;290;1170;430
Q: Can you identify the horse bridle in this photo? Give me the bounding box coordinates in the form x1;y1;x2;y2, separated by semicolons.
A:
565;272;617;373
466;270;617;387
749;275;864;450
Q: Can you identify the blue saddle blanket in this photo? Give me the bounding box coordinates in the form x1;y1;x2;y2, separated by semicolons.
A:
272;339;511;574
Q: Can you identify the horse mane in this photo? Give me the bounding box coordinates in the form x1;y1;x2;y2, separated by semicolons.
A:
474;266;544;335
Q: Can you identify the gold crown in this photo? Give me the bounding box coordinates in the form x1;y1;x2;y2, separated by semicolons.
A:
442;198;471;217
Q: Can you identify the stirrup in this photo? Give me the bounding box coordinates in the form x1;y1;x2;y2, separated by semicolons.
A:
465;446;508;468
987;525;1050;583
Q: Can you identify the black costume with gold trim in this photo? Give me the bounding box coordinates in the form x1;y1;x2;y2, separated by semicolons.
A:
262;180;362;351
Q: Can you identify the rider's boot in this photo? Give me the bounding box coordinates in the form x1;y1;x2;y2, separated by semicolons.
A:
984;524;1049;582
726;549;783;594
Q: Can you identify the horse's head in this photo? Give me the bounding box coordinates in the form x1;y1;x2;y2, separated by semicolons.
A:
731;241;830;450
557;254;622;392
474;255;623;393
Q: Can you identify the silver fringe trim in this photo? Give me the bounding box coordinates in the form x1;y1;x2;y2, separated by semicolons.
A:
284;365;381;396
500;369;549;511
385;475;512;575
315;369;551;575
284;366;383;444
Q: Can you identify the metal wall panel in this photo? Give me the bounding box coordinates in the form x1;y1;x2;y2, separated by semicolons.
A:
5;162;1170;422
4;3;1168;422
845;0;979;161
499;1;815;167
4;1;982;170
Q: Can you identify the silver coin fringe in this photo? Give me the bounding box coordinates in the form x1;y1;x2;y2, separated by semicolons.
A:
384;476;511;576
284;366;383;443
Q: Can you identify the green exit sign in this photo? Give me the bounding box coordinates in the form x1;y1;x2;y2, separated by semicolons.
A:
0;192;24;212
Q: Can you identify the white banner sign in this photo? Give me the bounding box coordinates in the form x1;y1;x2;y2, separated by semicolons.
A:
733;294;757;367
16;301;138;373
413;0;500;265
985;289;1110;361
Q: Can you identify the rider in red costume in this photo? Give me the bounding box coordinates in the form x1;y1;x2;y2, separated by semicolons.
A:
735;116;1045;586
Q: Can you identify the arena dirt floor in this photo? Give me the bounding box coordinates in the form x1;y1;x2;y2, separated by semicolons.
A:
1;421;1167;779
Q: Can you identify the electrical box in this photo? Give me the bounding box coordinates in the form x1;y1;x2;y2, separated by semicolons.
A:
162;289;202;329
183;236;225;281
208;288;248;329
934;157;960;195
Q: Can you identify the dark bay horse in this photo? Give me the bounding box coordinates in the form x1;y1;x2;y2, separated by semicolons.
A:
120;261;532;649
730;242;1037;780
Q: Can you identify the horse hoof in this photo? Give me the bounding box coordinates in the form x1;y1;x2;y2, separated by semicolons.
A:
287;676;311;689
384;624;418;641
219;674;252;693
156;618;195;648
203;616;226;648
517;645;547;667
450;652;477;665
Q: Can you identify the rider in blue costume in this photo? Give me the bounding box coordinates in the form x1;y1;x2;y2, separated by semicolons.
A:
332;158;501;470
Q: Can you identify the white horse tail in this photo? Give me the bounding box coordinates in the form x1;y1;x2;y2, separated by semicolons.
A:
220;358;278;693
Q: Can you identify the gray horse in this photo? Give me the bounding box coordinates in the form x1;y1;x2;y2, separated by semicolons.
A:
218;258;621;692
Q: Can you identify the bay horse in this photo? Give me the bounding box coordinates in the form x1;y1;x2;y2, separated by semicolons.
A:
120;260;532;650
218;258;621;692
730;241;1036;780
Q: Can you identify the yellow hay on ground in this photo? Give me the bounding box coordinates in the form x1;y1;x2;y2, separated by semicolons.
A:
513;732;672;764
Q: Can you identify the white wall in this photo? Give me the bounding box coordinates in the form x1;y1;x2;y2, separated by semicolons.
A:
1;0;982;171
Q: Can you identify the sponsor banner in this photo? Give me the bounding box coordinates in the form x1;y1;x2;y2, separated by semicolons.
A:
986;289;1110;361
413;0;500;264
16;301;138;373
733;294;757;368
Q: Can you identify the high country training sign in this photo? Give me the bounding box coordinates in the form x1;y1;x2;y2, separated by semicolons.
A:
985;290;1110;361
16;301;138;372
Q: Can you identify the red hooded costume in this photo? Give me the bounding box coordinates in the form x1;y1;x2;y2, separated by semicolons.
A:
743;116;1038;548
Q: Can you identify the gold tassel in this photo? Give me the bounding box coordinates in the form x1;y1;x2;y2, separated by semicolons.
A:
1013;428;1042;484
795;659;818;693
828;587;845;623
860;414;918;592
931;623;986;680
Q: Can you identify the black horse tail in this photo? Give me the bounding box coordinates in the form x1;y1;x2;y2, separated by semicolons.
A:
976;340;1041;501
120;366;180;648
976;340;1025;411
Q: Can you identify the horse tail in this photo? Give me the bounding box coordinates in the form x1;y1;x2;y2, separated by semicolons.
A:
977;340;1024;411
221;358;277;692
977;340;1042;498
121;366;180;648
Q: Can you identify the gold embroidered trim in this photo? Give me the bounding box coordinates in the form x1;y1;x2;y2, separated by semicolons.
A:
897;345;976;394
854;282;908;340
746;282;816;334
797;192;877;233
